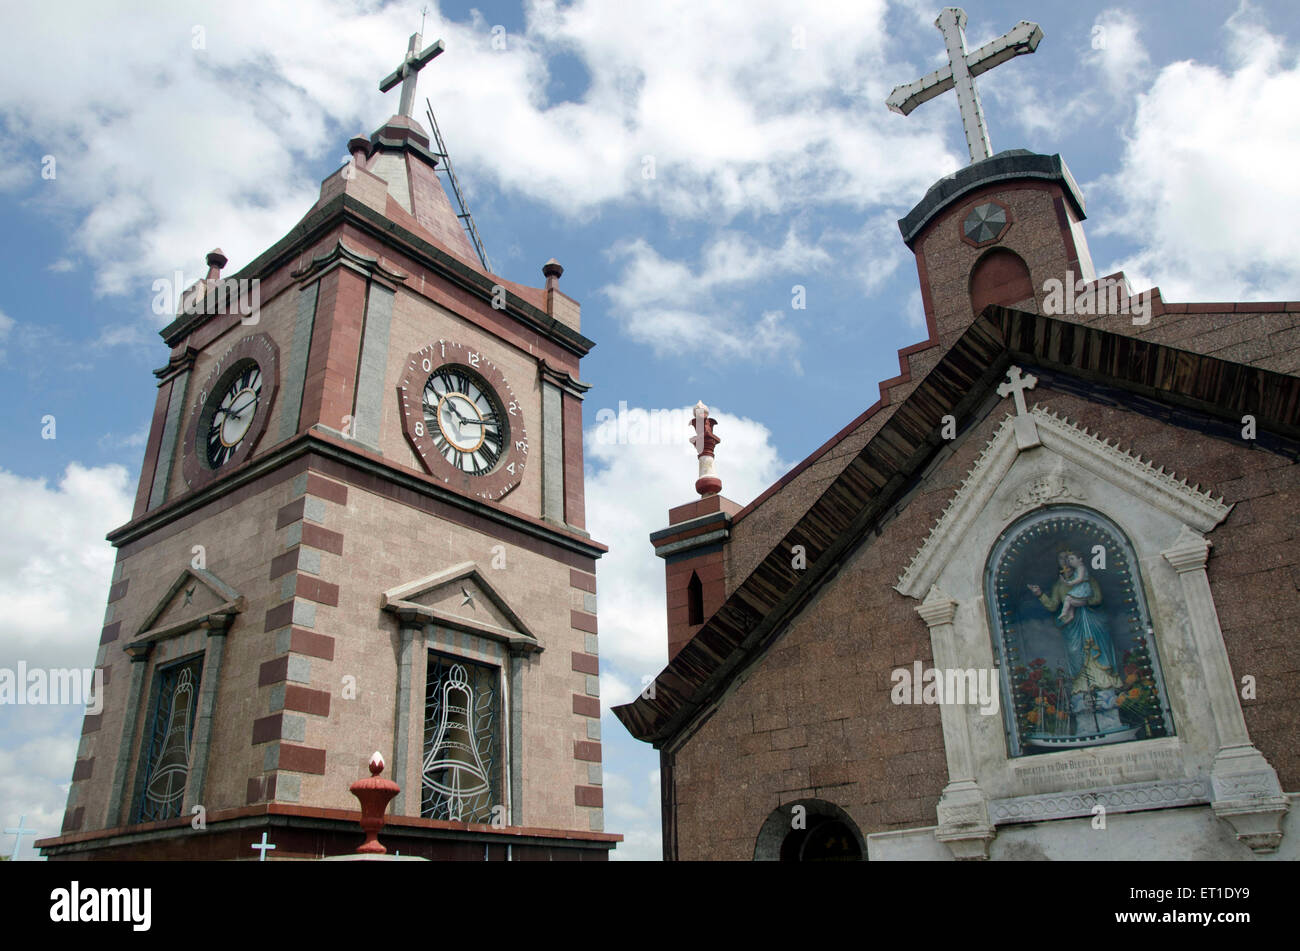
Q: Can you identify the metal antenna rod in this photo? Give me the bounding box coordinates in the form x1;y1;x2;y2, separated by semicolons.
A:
425;98;493;273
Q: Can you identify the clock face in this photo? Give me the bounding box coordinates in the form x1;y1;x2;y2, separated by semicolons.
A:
181;333;280;491
423;367;506;474
399;341;528;501
206;363;262;468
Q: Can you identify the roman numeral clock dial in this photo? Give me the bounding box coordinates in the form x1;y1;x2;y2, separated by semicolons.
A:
399;342;527;501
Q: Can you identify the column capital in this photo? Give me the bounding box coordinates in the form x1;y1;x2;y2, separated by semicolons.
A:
1162;525;1210;573
916;585;958;627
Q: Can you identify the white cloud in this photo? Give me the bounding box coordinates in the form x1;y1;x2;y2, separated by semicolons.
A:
0;1;956;307
1087;9;1153;97
1095;7;1300;300
0;463;131;859
0;309;12;362
0;727;80;860
585;404;789;676
0;464;132;670
601;230;832;364
603;766;662;861
46;259;76;273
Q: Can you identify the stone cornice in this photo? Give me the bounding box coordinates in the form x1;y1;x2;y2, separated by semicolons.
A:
105;430;607;561
160;193;596;358
290;237;408;288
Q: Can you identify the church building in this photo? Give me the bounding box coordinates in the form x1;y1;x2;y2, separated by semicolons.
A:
615;9;1298;861
39;33;618;860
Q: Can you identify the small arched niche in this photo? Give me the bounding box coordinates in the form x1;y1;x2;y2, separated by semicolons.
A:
754;799;866;861
970;247;1034;314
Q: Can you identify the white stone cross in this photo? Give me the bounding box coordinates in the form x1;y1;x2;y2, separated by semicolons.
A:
997;365;1038;416
251;830;277;861
886;8;1043;164
5;815;37;861
379;32;445;118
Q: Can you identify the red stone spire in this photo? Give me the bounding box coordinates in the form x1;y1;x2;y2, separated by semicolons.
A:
690;401;722;497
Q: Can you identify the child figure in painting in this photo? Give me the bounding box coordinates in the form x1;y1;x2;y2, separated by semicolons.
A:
1027;550;1126;735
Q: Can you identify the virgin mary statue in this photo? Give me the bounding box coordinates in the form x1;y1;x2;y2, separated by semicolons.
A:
1027;549;1124;695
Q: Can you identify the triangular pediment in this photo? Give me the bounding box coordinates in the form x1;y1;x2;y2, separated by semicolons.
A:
894;400;1233;600
133;568;243;645
382;562;541;652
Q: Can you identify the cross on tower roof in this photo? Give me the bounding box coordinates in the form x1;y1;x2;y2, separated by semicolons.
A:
886;7;1043;164
380;32;445;119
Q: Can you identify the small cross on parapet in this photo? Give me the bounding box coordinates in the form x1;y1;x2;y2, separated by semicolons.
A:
887;7;1043;164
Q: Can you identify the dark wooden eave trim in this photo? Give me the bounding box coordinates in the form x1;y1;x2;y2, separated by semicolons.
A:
613;305;1300;746
160;193;595;358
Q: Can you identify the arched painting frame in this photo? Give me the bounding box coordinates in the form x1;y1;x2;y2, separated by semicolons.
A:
985;505;1176;757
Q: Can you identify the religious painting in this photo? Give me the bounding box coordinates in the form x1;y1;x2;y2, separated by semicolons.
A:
422;652;500;823
134;654;204;822
984;505;1175;757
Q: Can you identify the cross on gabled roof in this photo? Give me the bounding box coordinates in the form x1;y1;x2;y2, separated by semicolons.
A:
886;7;1043;164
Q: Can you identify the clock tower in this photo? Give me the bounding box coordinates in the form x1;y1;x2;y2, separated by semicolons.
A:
39;33;616;860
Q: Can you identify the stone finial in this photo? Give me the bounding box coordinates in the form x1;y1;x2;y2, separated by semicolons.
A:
543;258;564;283
690;401;722;497
348;135;371;165
204;249;227;281
349;750;401;854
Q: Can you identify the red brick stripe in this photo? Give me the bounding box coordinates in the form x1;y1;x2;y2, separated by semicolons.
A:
264;601;295;631
575;785;603;807
278;744;327;774
288;628;335;660
571;652;599;675
258;656;289;687
269;548;300;580
106;579;129;603
71;758;94;781
276;497;306;528
294;574;339;606
569;568;596;593
81;714;103;735
252;714;285;745
572;694;600;718
283;685;331;717
570;610;597;634
306;472;348;504
573;740;601;763
301;522;345;555
100;622;121;645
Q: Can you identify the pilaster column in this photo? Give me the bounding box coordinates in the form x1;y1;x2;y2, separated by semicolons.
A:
390;612;422;815
183;617;232;814
1162;526;1288;853
916;585;996;860
108;645;153;828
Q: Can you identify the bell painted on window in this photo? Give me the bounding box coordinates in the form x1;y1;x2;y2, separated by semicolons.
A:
145;668;195;808
422;663;490;820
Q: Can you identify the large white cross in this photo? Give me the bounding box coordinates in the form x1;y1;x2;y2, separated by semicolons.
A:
379;32;445;118
251;830;277;861
5;815;37;861
886;8;1043;164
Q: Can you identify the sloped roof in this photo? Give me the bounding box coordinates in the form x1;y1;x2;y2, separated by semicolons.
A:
612;304;1300;745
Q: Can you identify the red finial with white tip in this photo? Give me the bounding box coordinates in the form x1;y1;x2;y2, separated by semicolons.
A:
350;750;400;854
690;401;722;497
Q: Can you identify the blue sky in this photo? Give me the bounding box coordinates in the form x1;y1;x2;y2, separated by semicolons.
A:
1;0;1298;860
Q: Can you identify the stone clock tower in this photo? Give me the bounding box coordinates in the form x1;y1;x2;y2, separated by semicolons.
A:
39;34;617;860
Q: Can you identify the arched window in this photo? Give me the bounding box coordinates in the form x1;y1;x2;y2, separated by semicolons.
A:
687;571;704;626
969;247;1034;314
984;505;1175;757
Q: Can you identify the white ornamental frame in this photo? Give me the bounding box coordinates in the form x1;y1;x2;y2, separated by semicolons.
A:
894;369;1288;859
